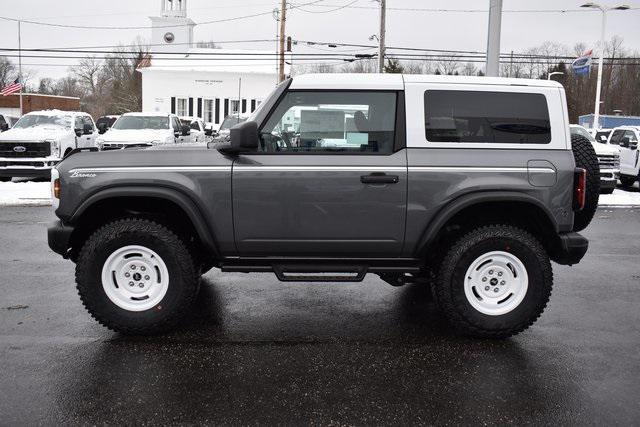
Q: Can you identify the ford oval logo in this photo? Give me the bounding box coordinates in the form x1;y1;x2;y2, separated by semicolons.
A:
13;146;26;153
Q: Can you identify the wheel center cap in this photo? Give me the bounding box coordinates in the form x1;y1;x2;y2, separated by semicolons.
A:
490;278;498;286
132;272;142;281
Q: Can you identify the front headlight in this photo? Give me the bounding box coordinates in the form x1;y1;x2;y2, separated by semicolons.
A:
45;139;60;157
151;140;161;145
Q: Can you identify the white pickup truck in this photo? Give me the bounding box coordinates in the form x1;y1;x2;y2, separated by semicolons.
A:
96;112;190;150
0;110;97;181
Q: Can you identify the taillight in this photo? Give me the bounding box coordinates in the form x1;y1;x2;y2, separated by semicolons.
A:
573;168;586;211
53;179;61;199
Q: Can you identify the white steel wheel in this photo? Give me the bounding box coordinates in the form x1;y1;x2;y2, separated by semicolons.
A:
101;245;170;312
463;250;528;316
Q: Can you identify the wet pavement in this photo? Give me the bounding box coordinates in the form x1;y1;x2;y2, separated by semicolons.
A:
1;206;639;425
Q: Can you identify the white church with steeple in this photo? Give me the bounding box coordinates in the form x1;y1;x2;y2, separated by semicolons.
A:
139;0;287;127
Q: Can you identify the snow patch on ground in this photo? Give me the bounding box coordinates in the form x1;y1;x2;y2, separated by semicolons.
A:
0;181;51;206
599;185;640;207
0;180;639;207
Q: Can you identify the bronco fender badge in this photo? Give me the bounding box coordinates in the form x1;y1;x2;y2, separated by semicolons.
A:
69;170;97;178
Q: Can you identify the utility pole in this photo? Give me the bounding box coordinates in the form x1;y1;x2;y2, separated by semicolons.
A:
485;0;502;77
18;20;23;115
378;0;386;73
278;0;286;82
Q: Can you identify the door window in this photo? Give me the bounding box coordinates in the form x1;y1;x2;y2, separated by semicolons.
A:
82;116;95;132
624;130;638;144
74;117;83;131
259;91;397;154
609;130;625;145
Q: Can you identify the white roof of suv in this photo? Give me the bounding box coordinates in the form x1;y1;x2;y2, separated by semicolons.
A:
289;73;564;90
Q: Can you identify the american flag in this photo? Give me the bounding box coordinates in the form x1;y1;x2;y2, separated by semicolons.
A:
1;78;22;96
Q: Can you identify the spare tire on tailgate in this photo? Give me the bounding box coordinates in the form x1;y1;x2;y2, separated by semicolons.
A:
571;133;600;232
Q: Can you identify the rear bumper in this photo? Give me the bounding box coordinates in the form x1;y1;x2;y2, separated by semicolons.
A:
47;220;74;258
552;232;589;265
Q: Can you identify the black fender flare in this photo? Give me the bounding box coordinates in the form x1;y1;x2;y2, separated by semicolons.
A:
70;185;220;258
415;191;559;255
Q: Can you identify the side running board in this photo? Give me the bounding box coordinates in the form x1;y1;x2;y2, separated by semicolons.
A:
272;264;367;282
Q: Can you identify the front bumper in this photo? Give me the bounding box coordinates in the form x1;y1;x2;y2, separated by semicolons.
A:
599;168;619;190
0;158;59;178
47;220;74;258
552;232;589;266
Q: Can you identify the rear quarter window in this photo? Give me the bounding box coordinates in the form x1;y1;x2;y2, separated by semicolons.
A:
424;90;551;144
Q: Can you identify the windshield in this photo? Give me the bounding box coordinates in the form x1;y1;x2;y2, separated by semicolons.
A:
220;116;247;130
571;126;596;143
112;116;169;130
13;114;72;129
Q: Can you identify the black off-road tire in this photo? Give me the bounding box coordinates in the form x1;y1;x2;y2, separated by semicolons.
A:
619;175;637;188
432;225;553;339
75;218;200;335
571;134;600;232
601;187;615;195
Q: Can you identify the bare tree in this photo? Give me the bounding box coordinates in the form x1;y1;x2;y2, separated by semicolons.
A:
0;58;16;86
460;62;478;76
437;55;460;75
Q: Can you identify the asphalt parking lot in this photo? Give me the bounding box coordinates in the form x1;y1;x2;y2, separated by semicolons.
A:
1;206;639;425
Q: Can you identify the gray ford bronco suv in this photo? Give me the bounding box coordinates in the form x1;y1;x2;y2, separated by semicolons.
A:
48;74;599;338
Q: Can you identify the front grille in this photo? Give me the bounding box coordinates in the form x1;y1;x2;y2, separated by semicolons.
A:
0;141;51;158
597;154;620;169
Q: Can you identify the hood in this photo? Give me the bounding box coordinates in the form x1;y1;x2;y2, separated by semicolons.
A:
0;125;69;141
100;128;172;143
591;141;620;155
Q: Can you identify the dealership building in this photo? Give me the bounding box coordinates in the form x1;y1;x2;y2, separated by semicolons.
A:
139;0;286;126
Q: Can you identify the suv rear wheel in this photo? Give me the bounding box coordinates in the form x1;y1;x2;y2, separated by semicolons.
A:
432;225;553;339
75;218;199;334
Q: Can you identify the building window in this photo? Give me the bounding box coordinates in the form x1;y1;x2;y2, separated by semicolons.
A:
203;99;214;124
230;100;240;115
176;98;188;116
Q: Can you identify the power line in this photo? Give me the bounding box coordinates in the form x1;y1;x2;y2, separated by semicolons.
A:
0;0;329;30
290;3;640;13
293;0;360;14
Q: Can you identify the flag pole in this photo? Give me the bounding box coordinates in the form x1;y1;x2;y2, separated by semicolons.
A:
17;20;23;116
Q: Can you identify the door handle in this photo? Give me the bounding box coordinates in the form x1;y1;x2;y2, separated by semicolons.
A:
360;172;399;184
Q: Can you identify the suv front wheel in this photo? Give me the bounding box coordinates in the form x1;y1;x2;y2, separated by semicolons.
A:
433;225;553;339
75;218;200;334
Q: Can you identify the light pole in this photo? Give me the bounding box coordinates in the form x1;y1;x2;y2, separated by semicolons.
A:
580;2;630;130
548;71;564;80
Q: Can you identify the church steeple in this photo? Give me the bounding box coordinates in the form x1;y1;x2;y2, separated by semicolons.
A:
150;0;195;52
161;0;187;18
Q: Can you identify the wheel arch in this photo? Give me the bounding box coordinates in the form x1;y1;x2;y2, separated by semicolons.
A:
415;191;560;257
68;186;220;260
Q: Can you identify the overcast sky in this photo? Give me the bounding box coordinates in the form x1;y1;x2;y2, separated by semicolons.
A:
1;0;639;82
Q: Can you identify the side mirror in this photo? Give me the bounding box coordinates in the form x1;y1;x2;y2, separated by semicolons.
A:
181;125;191;136
75;128;83;137
619;137;630;148
97;123;107;134
222;121;259;154
630;141;638;150
83;123;93;135
0;123;8;132
204;125;213;136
